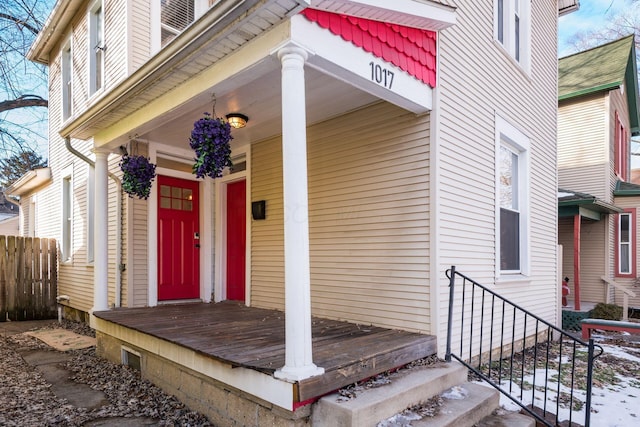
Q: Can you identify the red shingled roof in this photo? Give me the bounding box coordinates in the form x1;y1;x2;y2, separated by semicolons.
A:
301;9;437;87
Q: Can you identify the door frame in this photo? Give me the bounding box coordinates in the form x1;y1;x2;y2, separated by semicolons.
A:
146;144;214;307
215;144;251;304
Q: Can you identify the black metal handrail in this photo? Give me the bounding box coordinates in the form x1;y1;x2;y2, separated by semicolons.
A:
445;266;603;427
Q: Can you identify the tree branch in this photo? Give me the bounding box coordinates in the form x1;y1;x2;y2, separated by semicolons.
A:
0;95;48;113
0;12;40;36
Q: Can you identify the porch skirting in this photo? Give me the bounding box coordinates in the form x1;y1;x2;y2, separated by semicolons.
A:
96;331;311;426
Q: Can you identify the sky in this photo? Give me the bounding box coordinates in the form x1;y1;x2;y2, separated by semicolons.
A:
558;0;636;57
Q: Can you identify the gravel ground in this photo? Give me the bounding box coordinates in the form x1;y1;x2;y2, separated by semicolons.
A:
0;320;212;427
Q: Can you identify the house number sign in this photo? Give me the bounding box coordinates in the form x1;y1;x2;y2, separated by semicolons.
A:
369;61;394;89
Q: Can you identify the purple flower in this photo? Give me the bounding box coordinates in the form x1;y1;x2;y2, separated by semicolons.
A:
120;155;156;199
190;113;233;179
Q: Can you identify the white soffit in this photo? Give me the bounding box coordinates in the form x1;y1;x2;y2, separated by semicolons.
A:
304;0;456;30
290;15;432;113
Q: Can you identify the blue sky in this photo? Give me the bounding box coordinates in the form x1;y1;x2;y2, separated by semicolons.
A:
558;0;634;57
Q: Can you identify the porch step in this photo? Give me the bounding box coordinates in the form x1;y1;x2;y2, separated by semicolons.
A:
475;409;536;427
311;361;468;427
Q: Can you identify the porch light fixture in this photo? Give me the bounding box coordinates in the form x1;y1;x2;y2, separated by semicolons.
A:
226;113;249;129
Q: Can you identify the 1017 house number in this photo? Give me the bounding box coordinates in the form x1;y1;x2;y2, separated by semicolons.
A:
369;62;394;89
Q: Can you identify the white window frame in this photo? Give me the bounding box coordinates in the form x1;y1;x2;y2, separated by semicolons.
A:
88;0;104;96
495;114;530;279
61;40;72;121
617;211;633;275
61;166;73;262
494;0;531;72
152;0;208;52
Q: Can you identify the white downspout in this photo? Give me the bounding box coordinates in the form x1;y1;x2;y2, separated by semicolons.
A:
65;137;123;307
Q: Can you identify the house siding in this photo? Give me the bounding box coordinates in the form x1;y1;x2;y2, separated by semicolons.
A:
129;0;151;72
251;102;431;332
104;0;129;88
435;1;558;345
558;93;608;200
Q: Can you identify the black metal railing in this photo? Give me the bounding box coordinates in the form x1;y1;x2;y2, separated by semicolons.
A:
445;266;603;427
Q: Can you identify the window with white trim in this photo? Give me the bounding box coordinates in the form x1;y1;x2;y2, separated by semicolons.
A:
89;1;104;95
496;115;530;276
616;209;635;277
495;0;530;71
62;173;73;261
61;42;72;120
158;0;211;48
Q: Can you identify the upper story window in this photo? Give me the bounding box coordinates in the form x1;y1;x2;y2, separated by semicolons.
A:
495;0;530;72
89;1;104;95
496;115;530;276
161;0;195;46
614;112;629;181
62;42;72;120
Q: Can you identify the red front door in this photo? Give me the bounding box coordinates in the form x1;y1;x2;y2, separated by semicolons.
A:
226;180;246;301
157;176;199;300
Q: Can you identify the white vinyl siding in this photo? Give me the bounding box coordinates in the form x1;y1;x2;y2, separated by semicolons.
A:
252;102;431;332
436;0;558;351
558;93;609;200
87;166;95;263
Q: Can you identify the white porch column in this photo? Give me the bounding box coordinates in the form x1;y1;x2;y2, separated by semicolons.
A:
274;45;324;381
92;150;109;312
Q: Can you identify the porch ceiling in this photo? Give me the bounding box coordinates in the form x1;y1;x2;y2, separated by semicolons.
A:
140;66;379;150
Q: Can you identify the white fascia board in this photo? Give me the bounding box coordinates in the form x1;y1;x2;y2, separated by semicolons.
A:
306;0;456;30
5;168;52;197
290;15;432;113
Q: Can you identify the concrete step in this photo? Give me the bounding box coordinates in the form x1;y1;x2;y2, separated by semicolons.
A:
311;361;469;427
476;409;536;427
407;383;499;427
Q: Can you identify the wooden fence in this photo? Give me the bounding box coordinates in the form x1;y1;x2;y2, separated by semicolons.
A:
0;236;57;321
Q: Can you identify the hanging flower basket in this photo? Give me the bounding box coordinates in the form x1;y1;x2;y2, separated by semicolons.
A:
190;112;233;179
120;154;157;199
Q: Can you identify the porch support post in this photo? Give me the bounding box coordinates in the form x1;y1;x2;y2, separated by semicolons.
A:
274;45;324;381
573;214;581;311
92;149;110;312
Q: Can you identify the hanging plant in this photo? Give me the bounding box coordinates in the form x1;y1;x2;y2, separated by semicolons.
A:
120;154;157;199
190;112;233;179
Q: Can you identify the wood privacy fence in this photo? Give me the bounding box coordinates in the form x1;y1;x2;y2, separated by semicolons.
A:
0;236;57;321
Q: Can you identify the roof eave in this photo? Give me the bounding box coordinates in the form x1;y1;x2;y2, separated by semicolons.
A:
5;167;52;197
558;0;580;16
27;0;86;65
558;82;622;101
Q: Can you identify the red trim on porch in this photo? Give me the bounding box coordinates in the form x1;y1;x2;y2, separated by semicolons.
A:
573;214;581;311
301;8;437;87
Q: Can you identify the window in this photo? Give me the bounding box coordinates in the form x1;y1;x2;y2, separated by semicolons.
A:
614;112;629;181
495;0;530;70
62;174;72;261
161;0;195;47
616;209;635;277
62;42;72;120
496;115;530;276
89;1;104;95
87;166;95;263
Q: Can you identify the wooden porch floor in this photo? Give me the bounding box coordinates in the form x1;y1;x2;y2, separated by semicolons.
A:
94;301;437;402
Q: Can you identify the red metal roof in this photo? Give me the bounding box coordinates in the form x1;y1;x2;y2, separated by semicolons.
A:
301;9;437;87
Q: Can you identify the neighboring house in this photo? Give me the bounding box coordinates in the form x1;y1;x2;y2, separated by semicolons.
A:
27;0;564;423
0;193;19;235
3;168;52;237
557;35;640;312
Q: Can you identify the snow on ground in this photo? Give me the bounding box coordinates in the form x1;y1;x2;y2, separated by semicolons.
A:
477;332;640;427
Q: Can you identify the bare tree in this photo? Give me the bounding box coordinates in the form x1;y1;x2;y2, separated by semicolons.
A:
0;0;53;157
